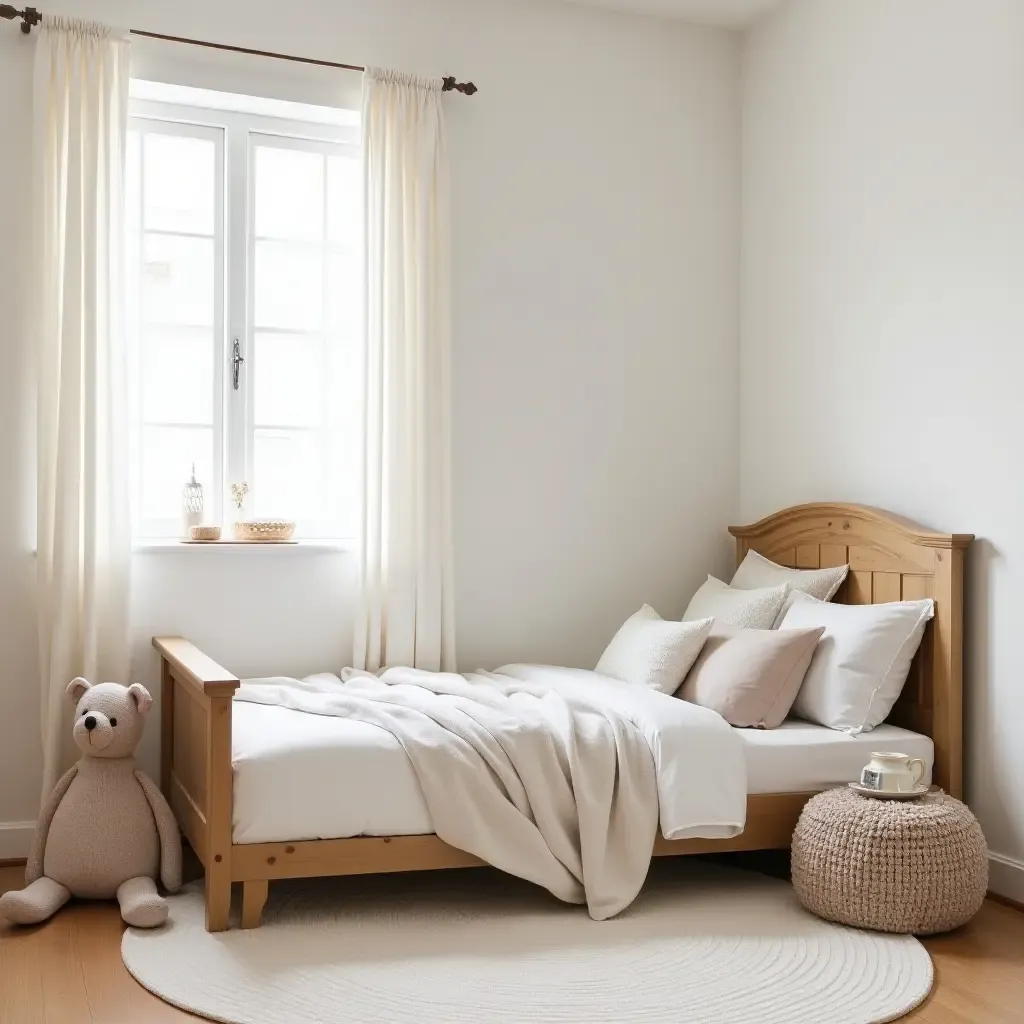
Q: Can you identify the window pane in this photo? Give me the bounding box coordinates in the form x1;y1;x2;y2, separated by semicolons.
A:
326;250;361;338
253;429;323;521
126;131;142;229
144;133;215;235
142;326;213;425
143;233;214;327
254;333;323;428
255;145;324;242
140;426;214;523
125;228;141;343
327;154;360;246
254;240;323;331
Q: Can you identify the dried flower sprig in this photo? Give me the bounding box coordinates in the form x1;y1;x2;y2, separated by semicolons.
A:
230;481;249;512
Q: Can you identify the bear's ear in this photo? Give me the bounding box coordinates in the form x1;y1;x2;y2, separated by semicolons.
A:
128;683;154;716
67;677;92;704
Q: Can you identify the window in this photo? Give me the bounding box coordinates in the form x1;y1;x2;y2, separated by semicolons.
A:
126;85;361;539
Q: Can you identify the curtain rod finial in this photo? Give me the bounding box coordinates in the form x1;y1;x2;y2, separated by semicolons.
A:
1;5;41;32
442;76;478;96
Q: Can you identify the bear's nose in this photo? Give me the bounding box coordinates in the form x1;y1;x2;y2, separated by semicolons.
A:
84;716;97;731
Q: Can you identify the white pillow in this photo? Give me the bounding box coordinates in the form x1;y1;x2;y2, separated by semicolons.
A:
597;605;714;694
682;576;790;630
731;549;848;602
780;594;934;733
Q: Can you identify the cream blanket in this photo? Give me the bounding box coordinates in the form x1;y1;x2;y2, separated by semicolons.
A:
235;666;660;920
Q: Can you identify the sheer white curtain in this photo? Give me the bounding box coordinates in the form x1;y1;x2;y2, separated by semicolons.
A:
33;17;132;798
354;69;456;673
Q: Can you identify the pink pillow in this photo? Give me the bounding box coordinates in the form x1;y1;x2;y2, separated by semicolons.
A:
678;625;825;729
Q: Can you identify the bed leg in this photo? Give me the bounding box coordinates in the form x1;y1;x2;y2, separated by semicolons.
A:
205;870;232;932
241;879;269;930
205;693;234;933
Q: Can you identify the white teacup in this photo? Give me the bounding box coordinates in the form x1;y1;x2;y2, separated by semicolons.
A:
860;752;926;793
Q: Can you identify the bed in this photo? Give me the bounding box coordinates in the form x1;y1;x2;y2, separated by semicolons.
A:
153;503;970;932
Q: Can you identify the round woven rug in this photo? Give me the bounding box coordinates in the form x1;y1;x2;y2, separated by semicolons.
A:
122;861;932;1024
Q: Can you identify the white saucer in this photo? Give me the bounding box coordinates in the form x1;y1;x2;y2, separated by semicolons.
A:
848;782;931;801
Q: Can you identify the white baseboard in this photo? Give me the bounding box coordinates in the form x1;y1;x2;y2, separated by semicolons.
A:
0;821;35;861
989;851;1024;904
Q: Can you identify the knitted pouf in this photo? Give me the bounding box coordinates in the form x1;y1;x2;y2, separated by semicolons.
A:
791;788;988;935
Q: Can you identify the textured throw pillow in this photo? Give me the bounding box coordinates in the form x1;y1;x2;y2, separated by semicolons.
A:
678;625;826;728
731;549;849;602
596;605;714;694
682;576;790;630
780;594;934;734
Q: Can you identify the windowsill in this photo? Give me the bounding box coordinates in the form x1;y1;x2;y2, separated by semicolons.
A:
132;538;355;554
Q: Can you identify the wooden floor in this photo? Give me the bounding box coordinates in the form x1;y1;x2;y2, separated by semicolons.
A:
1;864;1022;1023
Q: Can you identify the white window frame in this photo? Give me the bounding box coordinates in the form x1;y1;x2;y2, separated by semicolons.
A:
126;115;227;539
128;92;360;540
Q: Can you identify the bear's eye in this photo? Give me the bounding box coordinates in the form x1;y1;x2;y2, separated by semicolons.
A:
82;709;89;716
110;718;117;727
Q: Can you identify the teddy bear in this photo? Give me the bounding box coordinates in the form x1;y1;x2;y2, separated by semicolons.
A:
0;677;181;928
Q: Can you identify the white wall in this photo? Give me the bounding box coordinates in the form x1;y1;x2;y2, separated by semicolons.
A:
0;0;740;851
741;0;1024;899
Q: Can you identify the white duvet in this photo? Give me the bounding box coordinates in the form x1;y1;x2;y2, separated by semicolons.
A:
234;664;746;920
501;665;746;842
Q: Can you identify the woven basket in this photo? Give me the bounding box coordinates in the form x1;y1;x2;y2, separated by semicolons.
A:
232;519;296;542
187;525;221;542
791;788;988;934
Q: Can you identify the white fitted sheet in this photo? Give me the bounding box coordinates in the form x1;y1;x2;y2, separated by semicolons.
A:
231;701;933;845
739;721;933;795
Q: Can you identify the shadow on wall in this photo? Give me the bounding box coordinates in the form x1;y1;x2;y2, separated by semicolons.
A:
962;538;1020;853
963;537;991;800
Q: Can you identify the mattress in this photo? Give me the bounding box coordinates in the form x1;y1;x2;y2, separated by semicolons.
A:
739;720;933;795
232;701;433;844
231;702;934;845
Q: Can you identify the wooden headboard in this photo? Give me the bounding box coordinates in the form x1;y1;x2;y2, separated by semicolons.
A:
729;504;972;798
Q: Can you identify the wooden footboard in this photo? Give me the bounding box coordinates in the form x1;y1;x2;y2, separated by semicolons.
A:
153;637;239;932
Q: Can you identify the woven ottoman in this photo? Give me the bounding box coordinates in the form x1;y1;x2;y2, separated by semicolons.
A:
791;788;988;934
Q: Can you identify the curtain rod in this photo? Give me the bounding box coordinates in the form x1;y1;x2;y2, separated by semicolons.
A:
0;5;479;95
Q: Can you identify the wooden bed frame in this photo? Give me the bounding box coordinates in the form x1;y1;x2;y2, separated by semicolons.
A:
153;503;972;932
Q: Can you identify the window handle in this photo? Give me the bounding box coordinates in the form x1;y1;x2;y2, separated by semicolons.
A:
232;338;244;391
